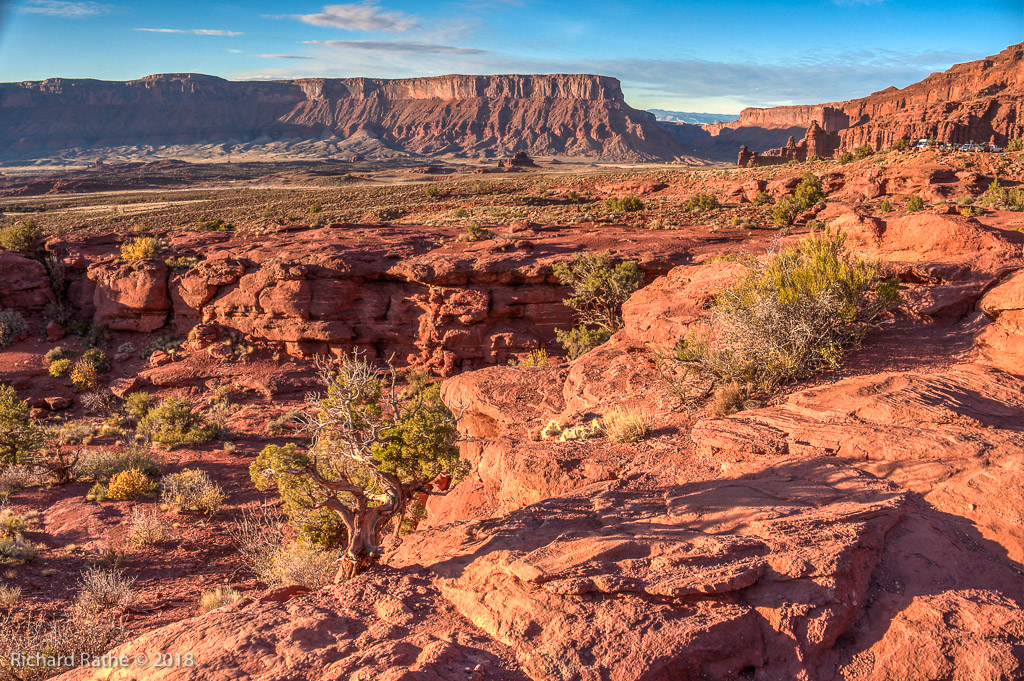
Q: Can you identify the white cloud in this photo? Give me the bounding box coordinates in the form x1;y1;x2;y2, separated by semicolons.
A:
259;54;314;60
17;0;113;17
303;40;488;55
271;3;418;32
133;28;243;36
232;45;980;113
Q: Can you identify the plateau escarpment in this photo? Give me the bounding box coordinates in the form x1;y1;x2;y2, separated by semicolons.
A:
0;73;686;162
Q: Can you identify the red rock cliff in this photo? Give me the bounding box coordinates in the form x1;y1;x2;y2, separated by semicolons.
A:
0;73;685;161
707;43;1023;155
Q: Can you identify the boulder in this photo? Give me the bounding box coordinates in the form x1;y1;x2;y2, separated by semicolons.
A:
87;260;171;332
0;250;54;313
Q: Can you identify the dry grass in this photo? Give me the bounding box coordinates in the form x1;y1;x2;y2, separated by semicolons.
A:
160;468;225;514
601;406;651;444
199;586;243;614
76;567;135;614
268;540;343;590
0;585;20;608
712;381;745;417
125;506;175;547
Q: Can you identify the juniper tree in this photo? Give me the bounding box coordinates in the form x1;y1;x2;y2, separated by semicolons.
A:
251;352;464;581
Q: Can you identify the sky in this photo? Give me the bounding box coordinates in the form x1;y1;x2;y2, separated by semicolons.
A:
0;0;1020;114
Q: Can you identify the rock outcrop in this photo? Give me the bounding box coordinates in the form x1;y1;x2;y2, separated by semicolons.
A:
58;223;693;374
0;250;54;313
0;73;685;162
714;43;1024;159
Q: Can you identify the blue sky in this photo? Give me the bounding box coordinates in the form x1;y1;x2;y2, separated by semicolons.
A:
0;0;1020;113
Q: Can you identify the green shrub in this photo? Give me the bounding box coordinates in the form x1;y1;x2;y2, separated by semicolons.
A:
752;191;773;206
251;354;464;558
552;250;640;358
77;445;164;484
552;250;642;334
0;385;42;465
0;509;39;538
461;222;495;242
891;138;908;151
119;237;164;261
0;310;26;350
138;397;216;450
771;197;797;226
512;349;549;366
555;325;611;359
793;173;826;211
199;218;234;231
452;207;469;218
984;179;1024;211
837;151;855;164
165;255;200;270
252;443;344;545
140;334;182;359
82;348;108;371
1006;139;1023;152
0;220;42;253
675;230;899;393
423;184;440;198
44;346;74;364
106;468;155;500
906;196;926;212
47;358;72;378
86;481;108;502
0;535;40;564
685;193;720;212
160;468;225;514
879;198;894;213
123;392;156;426
604;196;645;212
854;144;874;159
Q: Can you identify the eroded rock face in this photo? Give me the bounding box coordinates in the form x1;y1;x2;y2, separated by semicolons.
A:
88;259;171;332
691;365;1024;565
66;224;692;374
976;269;1024;371
397;459;908;680
828;209;1022;318
0;250;54;313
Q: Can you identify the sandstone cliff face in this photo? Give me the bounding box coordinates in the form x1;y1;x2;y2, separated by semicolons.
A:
55;223;692;376
0;73;684;162
706;42;1023;156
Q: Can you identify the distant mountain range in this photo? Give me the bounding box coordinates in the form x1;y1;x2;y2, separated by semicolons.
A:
647;110;740;125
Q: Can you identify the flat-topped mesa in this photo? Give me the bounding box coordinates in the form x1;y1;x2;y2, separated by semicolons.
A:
0;72;682;162
728;42;1023;163
293;73;626;102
